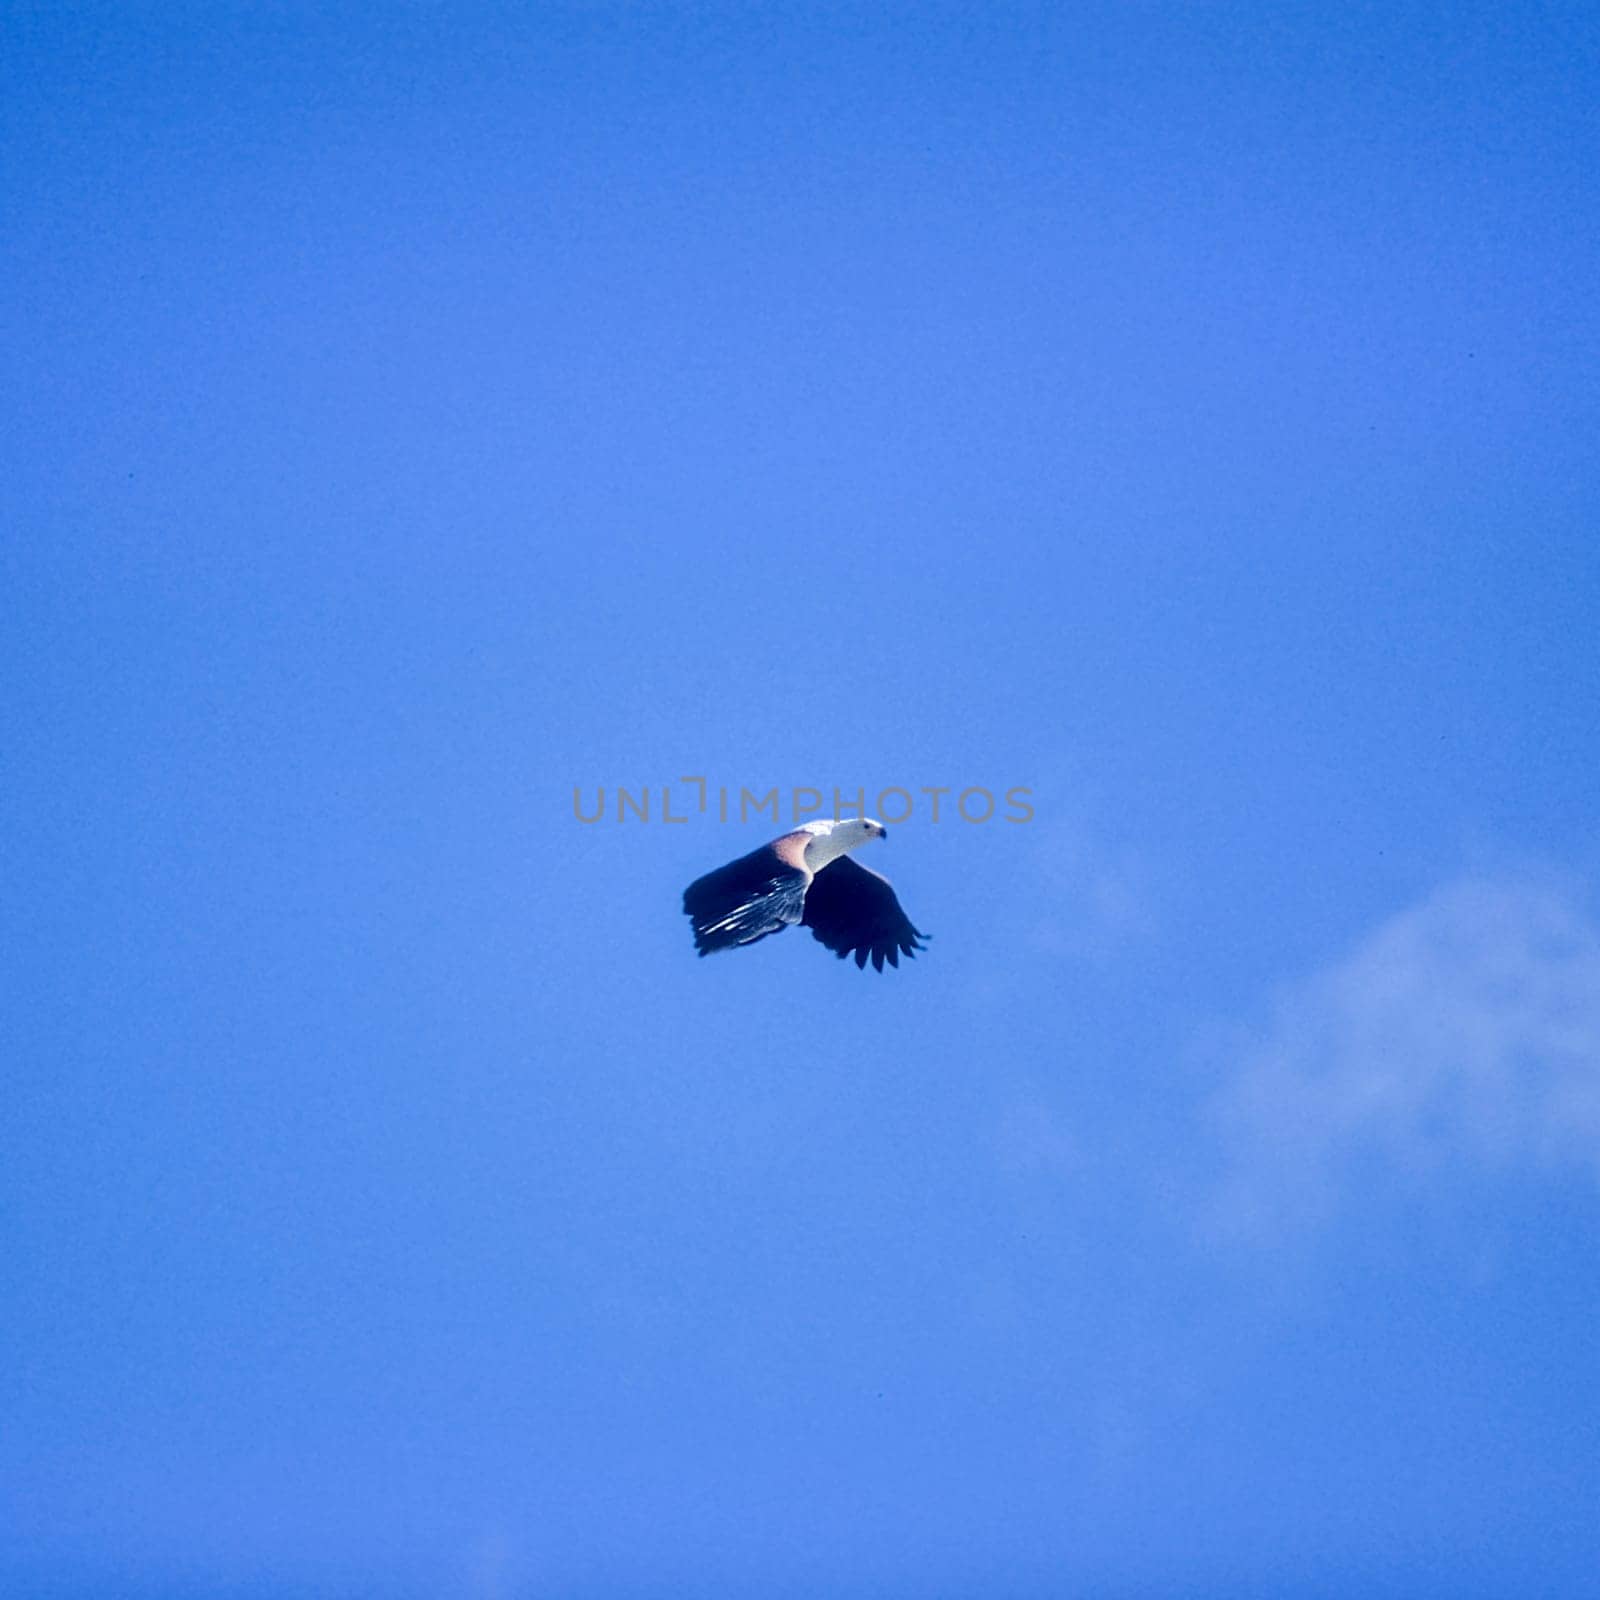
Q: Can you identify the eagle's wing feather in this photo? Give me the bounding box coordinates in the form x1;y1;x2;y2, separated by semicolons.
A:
682;844;810;956
801;855;929;972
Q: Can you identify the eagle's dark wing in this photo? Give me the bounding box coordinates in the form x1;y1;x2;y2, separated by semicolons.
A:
682;843;809;955
801;855;929;971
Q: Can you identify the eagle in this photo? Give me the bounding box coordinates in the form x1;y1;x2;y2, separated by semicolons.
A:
682;817;929;971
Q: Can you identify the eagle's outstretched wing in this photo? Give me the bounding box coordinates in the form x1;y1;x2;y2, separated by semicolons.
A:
802;855;930;971
682;838;810;955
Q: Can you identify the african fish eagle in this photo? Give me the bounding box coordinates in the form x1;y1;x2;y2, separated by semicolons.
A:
682;817;929;971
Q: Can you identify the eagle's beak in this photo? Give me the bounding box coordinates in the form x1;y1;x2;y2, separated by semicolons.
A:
879;825;889;839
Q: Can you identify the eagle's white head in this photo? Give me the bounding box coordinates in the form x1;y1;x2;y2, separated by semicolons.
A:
799;816;887;870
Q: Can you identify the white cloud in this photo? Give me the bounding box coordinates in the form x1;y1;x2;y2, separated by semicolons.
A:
1209;874;1600;1237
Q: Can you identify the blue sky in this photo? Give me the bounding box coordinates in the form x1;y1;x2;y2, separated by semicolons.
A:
5;4;1599;1594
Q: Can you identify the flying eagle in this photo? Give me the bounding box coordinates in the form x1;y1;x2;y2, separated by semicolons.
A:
682;817;929;971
